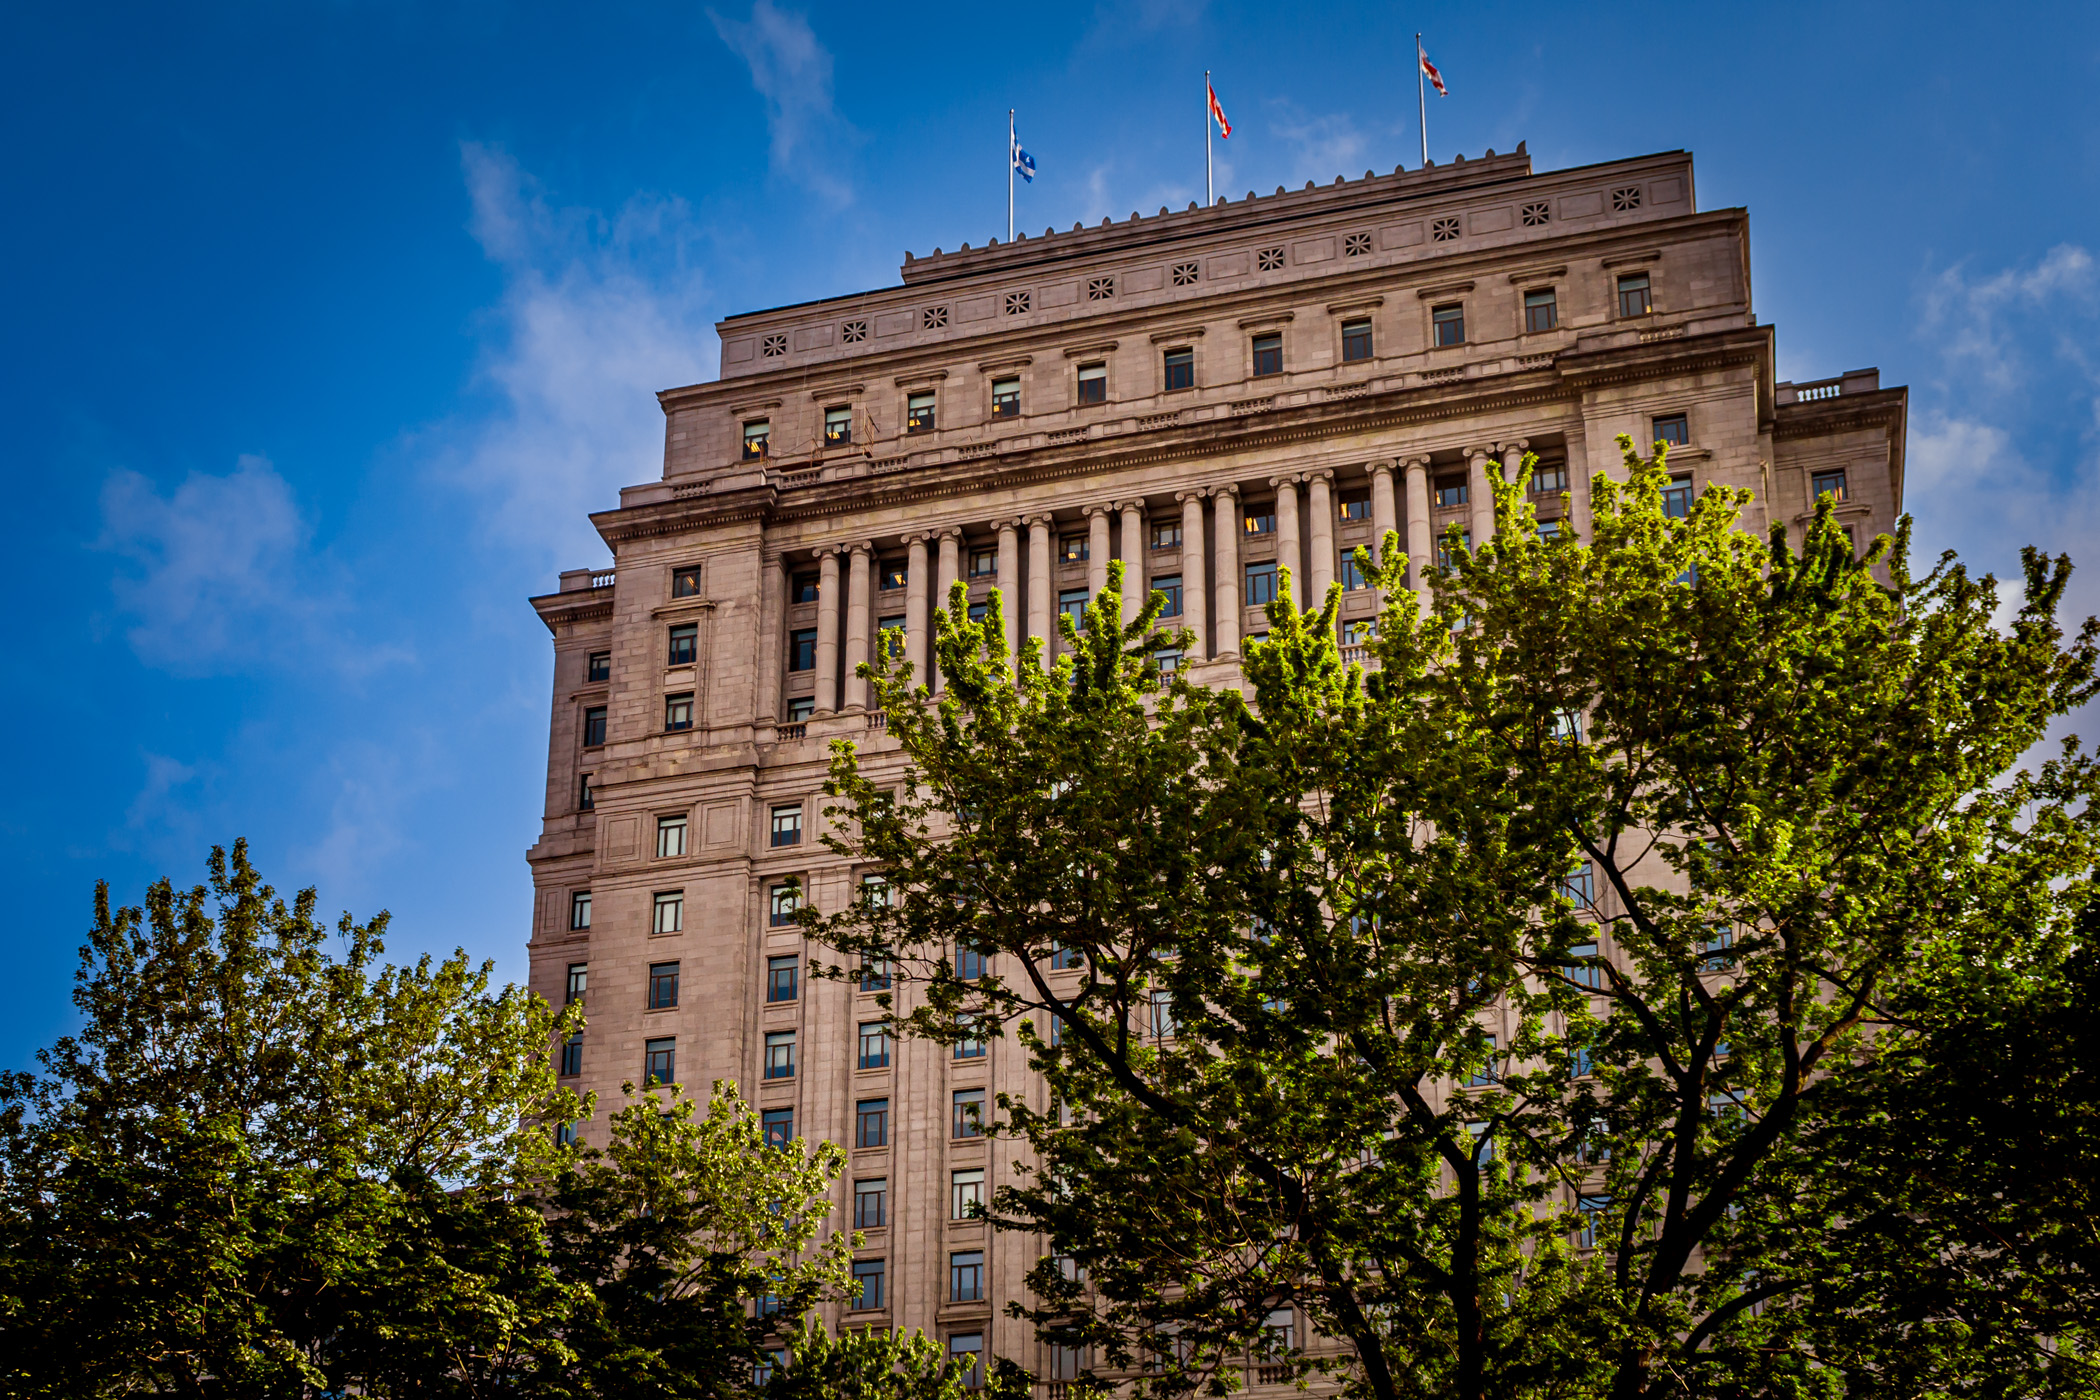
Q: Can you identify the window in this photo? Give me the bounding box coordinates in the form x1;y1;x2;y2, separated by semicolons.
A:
768;955;800;1002
565;961;588;1002
1341;619;1376;645
1432;303;1466;347
861;873;889;908
743;420;770;460
792;571;820;604
907;392;937;433
768;883;802;928
771;805;804;847
1524;288;1559;333
1264;1307;1296;1353
1339;488;1371;521
1244;506;1275;535
764;1030;796;1079
554;1120;577;1148
1431;216;1461;242
856;1098;889;1148
762;334;786;358
1344;231;1372;257
880;560;907;591
1152;574;1183;616
1163;347;1194;391
1561;860;1595;903
1522;200;1550;226
648;961;680;1009
1251;332;1283;377
1531;462;1569;494
957;943;990;981
854;1178;888;1228
949;1334;984;1391
824;405;853;445
644;1036;676;1087
1699;925;1736;973
1149;989;1176;1039
586;650;611;682
850;1257;886;1310
1171;260;1199;285
1059;534;1089;563
657;814;688;858
968;548;997;579
1058;588;1089;624
1153;647;1181;676
954;1015;987;1059
951;1168;986;1218
1341;318;1374;362
1813;468;1849;501
878;615;906;659
1662;473;1695;518
1244;560;1279;607
1567;942;1604;990
1076;362;1107;405
953;1088;986;1139
1049;942;1083;971
762;1107;795;1148
1150;521;1182;550
859;1021;891;1069
578;773;595;811
1050;1343;1086;1382
753;1350;786;1386
991;377;1021;418
1653;413;1690;447
1339;555;1367;591
582;706;607;747
860;955;893;991
1577;1194;1611;1248
788;628;817;673
785;696;815;722
1467;1121;1495;1166
664;693;694;732
1438;529;1471;571
950;1250;985;1302
1464;1034;1499;1087
556;1032;583;1077
652;890;684;934
1617;272;1652;318
1537;519;1562;541
570;892;592;932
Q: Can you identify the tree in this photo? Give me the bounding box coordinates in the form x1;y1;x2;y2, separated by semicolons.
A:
764;1320;1031;1400
805;440;2100;1400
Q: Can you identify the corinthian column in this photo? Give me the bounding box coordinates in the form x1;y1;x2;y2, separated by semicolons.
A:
814;547;842;715
842;542;873;711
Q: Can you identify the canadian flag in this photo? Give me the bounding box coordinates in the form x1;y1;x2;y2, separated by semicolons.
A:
1208;81;1232;139
1420;49;1448;96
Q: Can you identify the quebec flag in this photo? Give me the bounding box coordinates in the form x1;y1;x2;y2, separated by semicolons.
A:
1011;132;1036;183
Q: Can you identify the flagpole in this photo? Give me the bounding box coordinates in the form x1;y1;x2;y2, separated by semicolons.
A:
1204;70;1213;207
1416;34;1428;167
1008;109;1015;243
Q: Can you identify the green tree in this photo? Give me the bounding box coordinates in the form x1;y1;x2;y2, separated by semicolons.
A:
764;1320;1031;1400
806;440;2100;1400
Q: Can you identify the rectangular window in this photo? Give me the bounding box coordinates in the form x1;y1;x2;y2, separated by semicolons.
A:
968;547;997;579
879;559;908;591
953;1088;985;1139
1153;647;1181;677
1524;288;1559;333
951;1168;985;1219
1150;520;1182;550
1244;560;1279;607
1059;534;1089;563
1250;332;1283;377
565;961;588;1003
990;377;1021;418
1438;529;1471;571
949;1251;985;1302
554;1120;576;1148
1264;1308;1296;1353
907;392;937;433
570;891;592;932
1076;363;1107;405
958;944;989;981
858;1020;891;1069
856;1097;890;1148
653;890;683;934
1243;507;1275;536
1152;574;1182;616
559;1032;583;1077
954;1016;987;1060
1538;519;1562;541
1653;413;1690;447
762;1107;794;1149
1662;473;1694;518
1617;272;1652;319
1150;989;1176;1039
854;1178;888;1228
767;954;800;1002
861;873;889;908
1812;468;1848;501
1699;925;1736;973
656;814;688;858
643;1036;676;1087
673;566;702;599
582;706;607;747
1050;1343;1085;1381
742;419;770;460
1338;488;1370;521
1339;555;1367;591
785;696;815;722
768;883;801;928
1577;1194;1611;1248
1464;1034;1500;1088
664;693;694;732
1432;303;1466;346
1568;942;1604;990
1561;860;1595;903
949;1334;984;1391
824;405;853;445
792;571;820;604
586;650;611;682
1531;462;1569;494
788;628;817;673
1163;347;1194;391
764;1030;796;1079
860;955;893;991
1341;318;1374;362
771;805;804;847
1434;475;1469;508
1058;588;1089;624
648;961;680;1009
878;615;906;659
1050;944;1083;971
852;1257;886;1310
578;773;595;811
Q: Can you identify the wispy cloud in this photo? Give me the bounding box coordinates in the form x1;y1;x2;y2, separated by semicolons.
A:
707;0;855;205
1920;243;2097;397
1268;102;1369;185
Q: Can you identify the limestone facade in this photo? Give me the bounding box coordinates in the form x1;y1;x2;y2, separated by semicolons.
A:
526;143;1907;1379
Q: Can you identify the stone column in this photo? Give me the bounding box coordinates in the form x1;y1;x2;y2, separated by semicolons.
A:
1306;470;1336;601
1026;515;1053;667
1403;456;1433;604
1465;445;1494;548
1212;485;1241;655
997;521;1021;674
1118;501;1146;626
1085;505;1111;602
1369;460;1399;589
932;529;961;692
1177;492;1208;660
1568;430;1594;543
843;542;873;711
1501;440;1531;503
903;534;930;683
1271;475;1302;606
755;551;784;724
814;547;842;715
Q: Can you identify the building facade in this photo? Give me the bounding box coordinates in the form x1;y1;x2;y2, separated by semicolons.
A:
526;143;1907;1379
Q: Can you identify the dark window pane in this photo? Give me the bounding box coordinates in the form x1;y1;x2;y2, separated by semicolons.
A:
1338;489;1370;521
1076;364;1107;404
1617;273;1652;319
949;1250;985;1302
952;1088;985;1139
1244;561;1279;606
1524;288;1559;333
762;1107;794;1148
991;377;1021;417
764;1030;796;1079
673;567;703;598
586;650;611;682
1152;574;1182;616
852;1257;886;1310
857;1098;890;1148
1434;475;1469;508
1251;333;1283;377
824;406;853;445
1163;348;1194;391
789;628;817;672
583;706;607;747
792;572;820;604
643;1036;676;1087
768;955;799;1002
559;1032;583;1077
859;1020;891;1069
664;693;694;732
1432;304;1466;347
1653;414;1690;447
854;1178;888;1228
1341;319;1373;362
648;961;679;1009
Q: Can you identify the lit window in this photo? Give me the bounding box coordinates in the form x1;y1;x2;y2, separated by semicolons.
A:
859;1021;890;1069
990;377;1021;418
656;814;687;858
1524;288;1559;333
852;1257;886;1310
586;650;611;682
856;1097;889;1148
767;955;799;1002
792;571;820;604
742;420;770;460
1338;489;1370;521
1060;534;1089;563
880;560;907;591
824;405;853;445
1432;303;1466;347
570;892;592;932
652;891;683;934
907;392;937;433
1435;475;1469;508
764;1030;796;1079
1341;318;1374;363
673;567;702;599
1812;468;1848;501
1653;413;1690;447
663;693;694;732
1617;272;1652;319
951;1168;985;1218
771;805;804;847
1163;348;1194;391
1243;507;1275;535
643;1036;676;1087
854;1177;887;1227
1251;332;1283;377
1076;363;1107;405
582;706;607;747
1152;575;1183;616
648;961;680;1009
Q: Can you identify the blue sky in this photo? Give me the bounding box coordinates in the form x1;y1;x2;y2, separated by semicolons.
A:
4;0;2097;1070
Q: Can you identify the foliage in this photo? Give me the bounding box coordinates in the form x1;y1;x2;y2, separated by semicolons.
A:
806;439;2100;1400
764;1320;1032;1400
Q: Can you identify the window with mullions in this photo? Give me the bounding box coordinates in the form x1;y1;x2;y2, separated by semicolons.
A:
653;891;684;934
656;815;687;859
742;420;770;460
1243;506;1275;535
663;693;694;732
788;628;816;672
880;560;908;591
1338;488;1370;521
1341;318;1373;363
786;696;814;721
1141;574;1180;617
1434;474;1469;508
565;961;588;1003
949;1334;984;1391
582;706;607;747
667;623;697;666
1076;363;1107;405
1163;347;1194;391
1149;990;1177;1039
1059;534;1089;563
1699;925;1736;972
1661;473;1694;519
578;773;595;811
643;1036;676;1087
771;805;804;847
559;1033;583;1077
954;1016;987;1060
906;392;937;433
968;548;997;579
1617;272;1652;319
860;955;893;991
1339;555;1368;591
951;1168;985;1219
1653;413;1690;448
1531;462;1569;494
1566;941;1605;990
1432;303;1466;347
767;954;799;1002
990;377;1021;418
878;615;906;659
854;1177;887;1228
762;1107;794;1149
1049;943;1083;971
586;650;611;682
1150;520;1182;550
1463;1035;1500;1088
851;1258;886;1310
949;1250;985;1302
1576;1194;1611;1248
1244;560;1279;606
768;883;802;928
1057;588;1089;626
793;571;820;603
824;405;853;445
856;1098;889;1148
952;1088;986;1139
1561;860;1595;904
764;1030;796;1079
1437;529;1471;572
1250;332;1283;377
1524;287;1559;333
858;1021;891;1069
957;944;990;981
648;961;680;1009
570;891;592;931
1813;468;1849;501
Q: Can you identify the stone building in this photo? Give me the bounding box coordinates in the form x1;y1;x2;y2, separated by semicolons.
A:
526;142;1906;1382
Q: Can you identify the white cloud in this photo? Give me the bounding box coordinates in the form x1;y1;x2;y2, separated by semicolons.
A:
1268;104;1368;186
1919;243;2097;396
708;0;855;205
